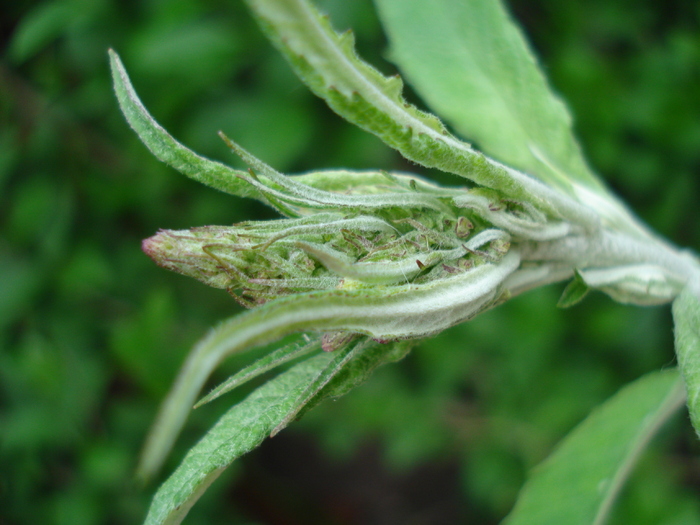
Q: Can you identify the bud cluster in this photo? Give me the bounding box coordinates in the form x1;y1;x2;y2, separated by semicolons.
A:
142;167;519;309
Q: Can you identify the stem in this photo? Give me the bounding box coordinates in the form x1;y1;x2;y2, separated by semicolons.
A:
502;228;700;306
504;264;576;298
519;229;700;292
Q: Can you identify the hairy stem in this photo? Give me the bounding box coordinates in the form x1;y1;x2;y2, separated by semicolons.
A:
521;230;699;291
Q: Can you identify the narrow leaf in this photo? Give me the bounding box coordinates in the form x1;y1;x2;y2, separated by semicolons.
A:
193;335;321;408
144;338;411;525
111;48;453;218
503;369;685;525
673;282;700;438
293;169;462;197
218;132;456;214
270;336;371;436
300;338;414;405
143;352;336;525
374;0;604;196
109;50;263;202
243;0;599;230
372;0;657;240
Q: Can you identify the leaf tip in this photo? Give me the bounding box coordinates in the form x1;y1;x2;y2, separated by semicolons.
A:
557;269;590;308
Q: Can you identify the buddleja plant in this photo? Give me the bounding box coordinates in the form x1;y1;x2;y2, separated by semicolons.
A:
110;0;700;523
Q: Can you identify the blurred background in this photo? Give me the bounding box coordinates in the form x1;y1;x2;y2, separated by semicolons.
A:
2;0;700;523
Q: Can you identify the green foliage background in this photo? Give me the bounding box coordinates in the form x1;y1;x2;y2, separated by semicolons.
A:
2;0;700;523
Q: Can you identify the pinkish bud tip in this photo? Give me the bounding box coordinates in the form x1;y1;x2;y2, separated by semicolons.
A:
141;231;173;268
141;235;157;257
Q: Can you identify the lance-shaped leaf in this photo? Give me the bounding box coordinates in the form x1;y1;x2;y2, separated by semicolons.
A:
269;336;369;436
673;281;700;437
503;369;685;525
138;249;519;479
109;50;263;203
372;0;654;240
111;50;457;218
142;349;339;525
243;0;599;230
192;335;323;409
293;169;465;197
373;0;601;195
143;338;412;525
219;132;457;216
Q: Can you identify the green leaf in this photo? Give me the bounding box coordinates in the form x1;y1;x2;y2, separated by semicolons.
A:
108;50;263;202
243;0;599;230
503;369;684;525
300;338;413;406
193;335;321;408
143;339;409;525
110;53;457;217
372;0;658;240
374;0;605;197
557;270;589;308
673;282;700;438
142;352;335;525
217;132;457;215
269;337;369;436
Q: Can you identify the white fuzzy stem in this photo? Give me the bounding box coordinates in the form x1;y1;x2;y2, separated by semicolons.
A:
514;229;700;302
